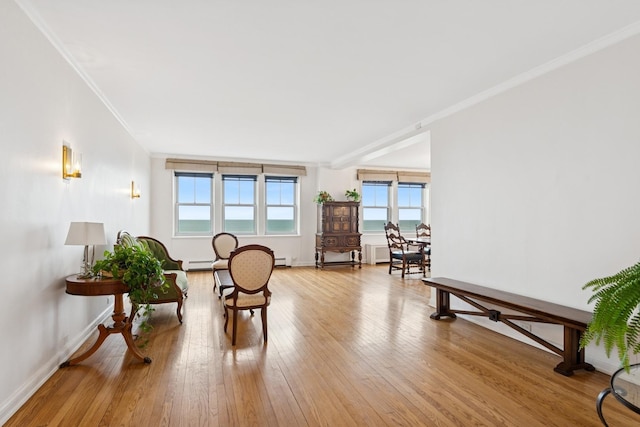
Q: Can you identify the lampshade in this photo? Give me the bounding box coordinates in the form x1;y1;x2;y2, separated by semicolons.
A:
65;222;106;246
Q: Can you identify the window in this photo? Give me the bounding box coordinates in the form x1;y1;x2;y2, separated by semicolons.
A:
265;176;297;234
398;182;425;233
361;181;391;232
222;175;256;234
175;172;213;235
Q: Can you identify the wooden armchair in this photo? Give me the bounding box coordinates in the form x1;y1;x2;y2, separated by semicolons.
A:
384;222;425;278
415;222;431;271
117;231;188;323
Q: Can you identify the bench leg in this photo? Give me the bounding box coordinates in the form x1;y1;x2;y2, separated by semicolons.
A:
430;289;457;320
553;326;595;376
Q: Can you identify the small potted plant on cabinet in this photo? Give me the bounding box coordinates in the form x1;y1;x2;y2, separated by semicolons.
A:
581;260;640;370
345;188;360;202
314;190;334;204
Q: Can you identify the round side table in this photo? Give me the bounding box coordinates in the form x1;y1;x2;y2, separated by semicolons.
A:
596;363;640;426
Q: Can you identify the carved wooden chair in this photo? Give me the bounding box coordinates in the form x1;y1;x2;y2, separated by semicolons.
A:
222;245;275;346
384;222;425;278
211;232;238;297
415;222;431;271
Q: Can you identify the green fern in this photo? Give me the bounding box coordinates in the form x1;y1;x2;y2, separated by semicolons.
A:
581;261;640;370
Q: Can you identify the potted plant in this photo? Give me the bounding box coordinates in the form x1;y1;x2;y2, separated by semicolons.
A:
580;260;640;370
92;243;168;338
314;190;334;204
345;188;360;202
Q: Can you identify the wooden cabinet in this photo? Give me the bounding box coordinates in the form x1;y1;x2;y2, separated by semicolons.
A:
315;201;362;269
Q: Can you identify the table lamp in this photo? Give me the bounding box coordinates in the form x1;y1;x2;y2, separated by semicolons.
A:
65;222;106;278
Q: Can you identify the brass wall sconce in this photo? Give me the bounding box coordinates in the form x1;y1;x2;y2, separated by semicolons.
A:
131;181;141;199
62;144;82;179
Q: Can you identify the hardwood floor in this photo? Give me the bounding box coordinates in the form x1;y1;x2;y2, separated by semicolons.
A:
7;266;639;426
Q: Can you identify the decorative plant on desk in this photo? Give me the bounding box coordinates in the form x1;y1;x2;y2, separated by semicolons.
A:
314;190;334;204
345;188;360;202
92;243;168;339
580;260;640;371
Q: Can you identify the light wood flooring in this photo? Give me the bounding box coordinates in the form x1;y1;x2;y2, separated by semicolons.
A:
6;265;639;426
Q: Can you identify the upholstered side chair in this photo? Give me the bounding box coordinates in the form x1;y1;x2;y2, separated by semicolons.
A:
211;232;238;296
222;244;275;346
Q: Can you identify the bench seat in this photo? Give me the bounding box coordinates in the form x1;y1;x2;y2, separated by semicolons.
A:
214;269;234;298
422;277;594;376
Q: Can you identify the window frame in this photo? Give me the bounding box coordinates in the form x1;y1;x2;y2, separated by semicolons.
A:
174;172;214;237
397;182;426;234
264;175;298;235
221;174;258;235
361;181;392;233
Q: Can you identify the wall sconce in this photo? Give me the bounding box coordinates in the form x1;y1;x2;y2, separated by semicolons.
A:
131;181;141;199
62;144;82;179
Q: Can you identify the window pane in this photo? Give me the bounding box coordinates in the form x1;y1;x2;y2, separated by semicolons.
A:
266;206;295;233
362;183;389;207
362;207;388;232
194;177;211;203
266;181;294;204
224;206;255;233
239;180;255;204
398;184;422;207
398;208;422;232
177;176;195;203
177;205;211;233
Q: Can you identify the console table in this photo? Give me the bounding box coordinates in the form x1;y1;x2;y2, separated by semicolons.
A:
60;275;151;367
597;363;640;426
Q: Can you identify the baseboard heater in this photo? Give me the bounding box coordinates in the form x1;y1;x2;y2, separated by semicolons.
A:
187;260;213;271
366;244;390;265
274;256;292;268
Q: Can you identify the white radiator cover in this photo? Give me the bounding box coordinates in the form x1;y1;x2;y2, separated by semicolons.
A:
187;260;213;271
365;244;390;265
274;256;292;267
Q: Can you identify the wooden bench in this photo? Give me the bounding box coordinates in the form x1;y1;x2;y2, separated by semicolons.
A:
422;277;595;376
214;269;234;298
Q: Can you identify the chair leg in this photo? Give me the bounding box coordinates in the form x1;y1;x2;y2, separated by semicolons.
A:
223;306;229;332
232;309;238;346
176;299;183;324
261;307;268;342
401;259;406;278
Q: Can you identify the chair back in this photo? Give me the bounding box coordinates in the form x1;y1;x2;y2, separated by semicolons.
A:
212;232;239;260
384;222;406;251
416;223;431;239
228;245;275;294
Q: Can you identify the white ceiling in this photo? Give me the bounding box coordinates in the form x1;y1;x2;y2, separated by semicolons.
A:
17;0;640;170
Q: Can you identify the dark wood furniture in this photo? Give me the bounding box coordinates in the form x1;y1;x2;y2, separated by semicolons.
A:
60;275;151;367
222;245;275;345
384;222;424;278
597;363;640;426
422;277;594;376
315;201;362;269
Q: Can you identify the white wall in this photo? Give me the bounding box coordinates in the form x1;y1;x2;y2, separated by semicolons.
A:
0;3;151;423
430;32;640;373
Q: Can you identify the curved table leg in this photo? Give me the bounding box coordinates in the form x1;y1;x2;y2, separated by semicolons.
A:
596;387;611;427
60;294;151;367
59;324;110;368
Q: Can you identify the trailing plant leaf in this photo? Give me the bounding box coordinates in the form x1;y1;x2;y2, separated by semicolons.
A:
581;260;640;371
